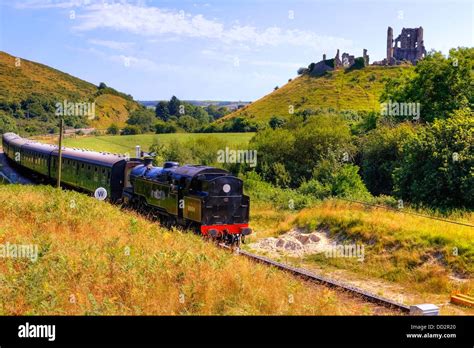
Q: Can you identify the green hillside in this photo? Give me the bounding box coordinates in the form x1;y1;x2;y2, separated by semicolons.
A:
0;51;141;134
217;66;413;126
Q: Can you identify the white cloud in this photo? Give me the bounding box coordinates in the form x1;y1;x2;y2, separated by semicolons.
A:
63;2;352;50
15;0;92;9
88;39;134;50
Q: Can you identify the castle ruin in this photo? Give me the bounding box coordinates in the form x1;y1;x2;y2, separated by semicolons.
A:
386;26;426;65
300;25;427;76
306;48;369;76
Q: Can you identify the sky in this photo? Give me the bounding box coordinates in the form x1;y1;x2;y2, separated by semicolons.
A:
0;0;472;101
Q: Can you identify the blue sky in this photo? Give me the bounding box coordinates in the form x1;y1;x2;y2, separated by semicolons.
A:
0;0;472;101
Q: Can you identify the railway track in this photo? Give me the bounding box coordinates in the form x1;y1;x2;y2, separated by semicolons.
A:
224;245;411;314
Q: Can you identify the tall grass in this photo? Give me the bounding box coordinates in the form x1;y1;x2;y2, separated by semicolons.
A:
290;200;474;295
0;185;381;315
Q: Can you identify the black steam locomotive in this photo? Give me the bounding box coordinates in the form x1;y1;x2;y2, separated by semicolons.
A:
1;133;251;245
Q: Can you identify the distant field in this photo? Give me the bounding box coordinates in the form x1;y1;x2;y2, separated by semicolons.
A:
41;133;255;155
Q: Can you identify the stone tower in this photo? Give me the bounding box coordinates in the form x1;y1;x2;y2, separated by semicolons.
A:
363;49;369;66
415;26;424;60
387;26;394;63
386;26;426;65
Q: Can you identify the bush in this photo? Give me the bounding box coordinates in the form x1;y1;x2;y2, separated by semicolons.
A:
222;117;259;132
297;67;308;75
0;113;18;134
331;164;371;199
299;160;371;200
121;125;141;135
154;121;177;134
268;116;286;130
349;57;365;70
298;179;331;199
197;123;223;133
106;123;120;135
242;171;315;210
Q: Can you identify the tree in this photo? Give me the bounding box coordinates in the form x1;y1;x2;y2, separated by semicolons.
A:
177;115;199;132
381;47;473;122
126;108;155;132
168;96;182;116
187;104;212;124
155;101;170;121
251;113;354;187
361;123;415;195
205;105;228;120
393;109;473;209
98;82;107;89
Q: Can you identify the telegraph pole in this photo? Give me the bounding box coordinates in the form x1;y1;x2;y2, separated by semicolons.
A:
56;117;64;188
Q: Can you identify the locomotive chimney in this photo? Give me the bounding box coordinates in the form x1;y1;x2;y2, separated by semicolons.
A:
143;157;153;167
135;145;141;159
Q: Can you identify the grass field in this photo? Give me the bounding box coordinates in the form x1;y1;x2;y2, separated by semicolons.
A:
0;185;389;315
218;66;412;126
38;133;255;155
243;194;474;314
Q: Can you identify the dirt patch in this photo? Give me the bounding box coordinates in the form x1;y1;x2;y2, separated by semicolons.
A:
249;228;335;257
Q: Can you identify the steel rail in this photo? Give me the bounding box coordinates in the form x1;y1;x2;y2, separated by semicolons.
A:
230;246;411;313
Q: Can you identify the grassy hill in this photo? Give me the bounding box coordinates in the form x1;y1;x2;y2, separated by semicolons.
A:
217;66;412;127
0;185;386;315
0;51;140;133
